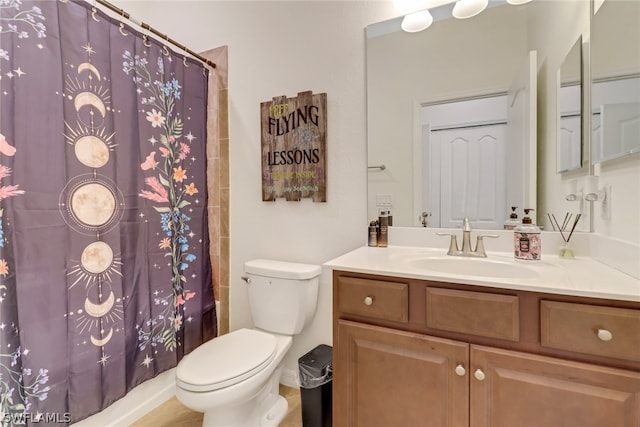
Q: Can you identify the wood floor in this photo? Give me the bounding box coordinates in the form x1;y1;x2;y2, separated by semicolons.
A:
130;385;302;427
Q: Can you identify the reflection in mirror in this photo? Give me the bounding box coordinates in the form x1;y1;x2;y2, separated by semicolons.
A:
366;2;536;229
591;0;640;164
557;36;582;173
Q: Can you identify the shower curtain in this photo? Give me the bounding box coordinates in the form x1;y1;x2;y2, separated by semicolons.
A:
0;1;216;425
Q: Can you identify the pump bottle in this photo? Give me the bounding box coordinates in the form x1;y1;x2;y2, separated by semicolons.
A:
514;209;541;260
504;206;520;230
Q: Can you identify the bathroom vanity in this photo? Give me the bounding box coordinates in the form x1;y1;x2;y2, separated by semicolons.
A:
326;245;640;427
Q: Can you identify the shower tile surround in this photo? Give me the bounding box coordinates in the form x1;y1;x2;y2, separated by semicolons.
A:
201;46;230;335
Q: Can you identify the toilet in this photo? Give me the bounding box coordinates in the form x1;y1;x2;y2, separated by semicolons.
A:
175;259;321;427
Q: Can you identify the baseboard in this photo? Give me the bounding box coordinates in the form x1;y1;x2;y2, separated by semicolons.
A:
280;367;300;389
72;368;176;426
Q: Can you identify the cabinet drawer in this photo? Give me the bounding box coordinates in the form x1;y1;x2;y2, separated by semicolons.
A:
426;287;519;341
337;276;408;323
541;300;640;362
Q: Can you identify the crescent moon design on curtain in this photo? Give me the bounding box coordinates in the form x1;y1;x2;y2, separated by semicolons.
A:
84;291;115;318
77;62;102;81
74;91;106;117
90;328;113;347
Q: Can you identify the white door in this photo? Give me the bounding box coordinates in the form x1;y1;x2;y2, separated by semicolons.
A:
431;124;506;229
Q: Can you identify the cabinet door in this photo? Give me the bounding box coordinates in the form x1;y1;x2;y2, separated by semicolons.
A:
471;345;640;427
334;319;469;427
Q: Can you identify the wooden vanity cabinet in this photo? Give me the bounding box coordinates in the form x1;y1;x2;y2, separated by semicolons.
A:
336;320;468;427
332;270;640;427
471;345;640;427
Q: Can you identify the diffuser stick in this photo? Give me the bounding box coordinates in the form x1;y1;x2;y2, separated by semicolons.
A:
551;214;566;243
566;214;581;244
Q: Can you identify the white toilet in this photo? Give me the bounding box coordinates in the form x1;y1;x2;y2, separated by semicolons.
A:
175;259;321;427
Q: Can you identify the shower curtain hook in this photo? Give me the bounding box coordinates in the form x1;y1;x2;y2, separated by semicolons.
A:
142;34;152;48
183;56;189;68
91;9;100;22
162;45;170;57
119;22;128;37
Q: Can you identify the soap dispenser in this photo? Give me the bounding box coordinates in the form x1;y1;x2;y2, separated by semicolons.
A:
377;210;388;248
514;208;541;261
503;207;520;230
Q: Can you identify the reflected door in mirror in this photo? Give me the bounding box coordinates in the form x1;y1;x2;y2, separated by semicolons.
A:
428;125;506;229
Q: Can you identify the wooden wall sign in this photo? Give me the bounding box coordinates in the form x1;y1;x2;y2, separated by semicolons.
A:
260;91;327;202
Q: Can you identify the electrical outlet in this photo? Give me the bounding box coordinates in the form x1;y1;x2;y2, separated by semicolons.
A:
376;194;392;207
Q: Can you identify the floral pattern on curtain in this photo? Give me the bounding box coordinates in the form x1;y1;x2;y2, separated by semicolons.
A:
0;1;215;425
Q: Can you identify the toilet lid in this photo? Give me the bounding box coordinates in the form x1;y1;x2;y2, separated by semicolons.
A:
176;328;277;392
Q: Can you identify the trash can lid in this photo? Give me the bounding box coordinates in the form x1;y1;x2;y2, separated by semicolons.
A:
299;344;332;372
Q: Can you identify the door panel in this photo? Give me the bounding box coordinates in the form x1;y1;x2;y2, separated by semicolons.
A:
471;345;640;427
438;125;506;229
334;320;469;427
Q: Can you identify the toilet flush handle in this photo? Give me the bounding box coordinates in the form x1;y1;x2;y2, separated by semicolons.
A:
241;276;251;284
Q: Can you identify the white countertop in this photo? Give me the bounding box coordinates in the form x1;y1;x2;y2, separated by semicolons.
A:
324;245;640;302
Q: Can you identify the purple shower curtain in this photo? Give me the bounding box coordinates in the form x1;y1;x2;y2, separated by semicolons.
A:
0;1;215;425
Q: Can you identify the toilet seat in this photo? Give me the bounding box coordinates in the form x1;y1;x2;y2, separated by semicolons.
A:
176;328;277;392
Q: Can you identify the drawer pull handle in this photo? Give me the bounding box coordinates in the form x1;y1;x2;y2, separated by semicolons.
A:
474;369;486;381
454;365;466;376
364;296;373;306
597;328;613;342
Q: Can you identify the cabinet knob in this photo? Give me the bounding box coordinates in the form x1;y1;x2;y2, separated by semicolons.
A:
474;369;486;381
454;364;466;376
597;328;613;342
364;296;373;306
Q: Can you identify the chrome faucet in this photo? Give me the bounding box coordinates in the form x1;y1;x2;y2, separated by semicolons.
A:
437;217;498;257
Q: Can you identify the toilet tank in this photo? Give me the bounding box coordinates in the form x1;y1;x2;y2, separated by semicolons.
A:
244;259;321;335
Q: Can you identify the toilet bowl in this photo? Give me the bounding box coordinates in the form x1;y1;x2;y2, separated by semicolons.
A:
176;328;292;426
175;259;321;427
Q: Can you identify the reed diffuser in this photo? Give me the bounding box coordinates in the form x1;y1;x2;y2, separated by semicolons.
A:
549;213;581;258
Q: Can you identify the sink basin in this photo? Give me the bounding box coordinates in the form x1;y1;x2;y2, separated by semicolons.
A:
407;256;539;279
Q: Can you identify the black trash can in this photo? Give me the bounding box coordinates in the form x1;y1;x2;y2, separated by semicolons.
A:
298;344;332;427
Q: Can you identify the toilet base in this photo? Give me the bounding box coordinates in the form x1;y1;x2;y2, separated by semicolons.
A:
200;369;288;427
257;393;288;427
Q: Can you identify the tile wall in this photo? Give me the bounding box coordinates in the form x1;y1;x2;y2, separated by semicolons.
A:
201;46;229;335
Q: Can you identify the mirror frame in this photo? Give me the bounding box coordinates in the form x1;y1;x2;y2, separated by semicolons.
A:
556;35;584;174
589;0;640;166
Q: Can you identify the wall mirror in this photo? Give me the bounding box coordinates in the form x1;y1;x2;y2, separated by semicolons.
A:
590;0;640;164
557;36;583;173
366;1;537;229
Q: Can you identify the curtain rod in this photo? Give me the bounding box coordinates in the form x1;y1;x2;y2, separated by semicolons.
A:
87;0;216;69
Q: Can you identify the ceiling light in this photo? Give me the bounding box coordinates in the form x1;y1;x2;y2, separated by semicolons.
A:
506;0;532;4
401;9;434;32
452;0;488;19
